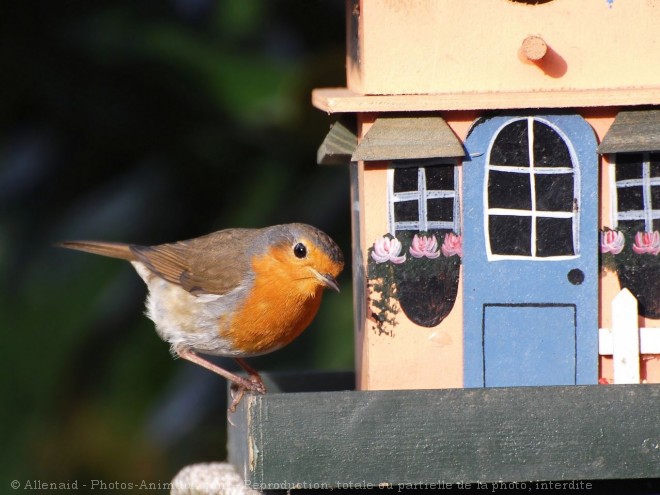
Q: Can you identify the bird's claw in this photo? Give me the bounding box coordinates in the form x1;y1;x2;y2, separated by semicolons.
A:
247;374;267;394
228;384;245;415
227;377;266;417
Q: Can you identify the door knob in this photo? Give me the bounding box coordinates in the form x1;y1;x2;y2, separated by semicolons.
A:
567;268;584;285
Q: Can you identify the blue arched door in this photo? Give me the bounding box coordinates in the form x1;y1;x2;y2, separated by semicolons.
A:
463;114;599;387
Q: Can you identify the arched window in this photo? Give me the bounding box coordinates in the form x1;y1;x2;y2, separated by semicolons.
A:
486;117;579;259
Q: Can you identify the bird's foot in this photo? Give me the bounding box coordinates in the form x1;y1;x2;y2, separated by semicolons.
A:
228;384;246;415
246;374;267;395
227;375;266;417
235;357;267;394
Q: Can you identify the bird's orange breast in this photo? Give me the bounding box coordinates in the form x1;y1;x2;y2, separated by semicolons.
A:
221;247;324;356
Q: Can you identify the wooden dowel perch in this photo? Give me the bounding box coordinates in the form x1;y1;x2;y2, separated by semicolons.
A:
520;35;548;62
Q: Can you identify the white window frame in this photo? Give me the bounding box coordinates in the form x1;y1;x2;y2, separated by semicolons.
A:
612;152;660;232
485;116;580;261
387;158;460;236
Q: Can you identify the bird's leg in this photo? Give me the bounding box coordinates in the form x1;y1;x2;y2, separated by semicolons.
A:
176;348;256;391
176;349;267;415
235;358;267;394
228;358;266;415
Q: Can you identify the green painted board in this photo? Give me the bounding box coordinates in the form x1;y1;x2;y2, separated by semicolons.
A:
228;377;660;486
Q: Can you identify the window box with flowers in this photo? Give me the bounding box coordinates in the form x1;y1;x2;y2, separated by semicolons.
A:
600;227;660;319
367;231;462;333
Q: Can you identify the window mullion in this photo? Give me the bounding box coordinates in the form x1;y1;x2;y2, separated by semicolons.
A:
418;167;428;232
642;152;653;231
528;117;538;258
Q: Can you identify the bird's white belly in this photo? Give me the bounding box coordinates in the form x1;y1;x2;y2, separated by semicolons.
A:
131;261;243;356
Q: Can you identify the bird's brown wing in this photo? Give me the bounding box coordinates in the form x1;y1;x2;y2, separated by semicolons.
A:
131;228;260;296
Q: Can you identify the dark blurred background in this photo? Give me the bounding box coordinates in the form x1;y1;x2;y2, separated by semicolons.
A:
0;0;352;487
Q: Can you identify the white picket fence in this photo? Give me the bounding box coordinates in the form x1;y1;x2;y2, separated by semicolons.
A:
598;288;660;384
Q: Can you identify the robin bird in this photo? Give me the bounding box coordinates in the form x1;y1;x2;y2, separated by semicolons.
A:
59;223;344;412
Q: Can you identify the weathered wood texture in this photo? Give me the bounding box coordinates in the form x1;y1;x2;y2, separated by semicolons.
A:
317;120;357;166
229;380;660;486
227;371;355;483
312;87;660;113
597;109;660;153
352;115;465;161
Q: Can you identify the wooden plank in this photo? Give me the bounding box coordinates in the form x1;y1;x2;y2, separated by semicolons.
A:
352;115;465;160
317;120;357;166
227;371;355;480
312;87;660;114
242;370;355;394
612;289;641;384
597;109;660;154
228;381;660;486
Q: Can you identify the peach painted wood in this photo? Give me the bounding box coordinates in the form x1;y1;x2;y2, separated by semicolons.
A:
347;0;660;96
312;87;660;113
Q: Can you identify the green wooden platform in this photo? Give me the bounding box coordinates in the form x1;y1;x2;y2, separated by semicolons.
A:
228;373;660;488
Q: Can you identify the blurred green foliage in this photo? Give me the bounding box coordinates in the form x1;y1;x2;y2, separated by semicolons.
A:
0;0;351;488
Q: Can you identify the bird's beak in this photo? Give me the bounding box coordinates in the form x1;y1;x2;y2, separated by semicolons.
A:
310;268;340;292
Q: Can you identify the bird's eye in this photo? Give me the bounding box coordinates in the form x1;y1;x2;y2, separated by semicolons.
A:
293;243;307;259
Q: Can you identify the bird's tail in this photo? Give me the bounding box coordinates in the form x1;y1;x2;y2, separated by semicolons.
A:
58;240;137;261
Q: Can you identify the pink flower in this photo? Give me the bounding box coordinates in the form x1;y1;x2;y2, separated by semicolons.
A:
441;233;463;258
632;231;660;255
409;234;440;259
600;230;625;255
371;236;406;264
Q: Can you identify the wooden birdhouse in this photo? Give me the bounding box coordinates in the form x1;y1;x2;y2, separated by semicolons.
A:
315;0;660;390
227;0;660;488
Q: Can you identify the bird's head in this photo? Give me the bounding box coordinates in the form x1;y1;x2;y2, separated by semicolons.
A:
267;223;344;294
